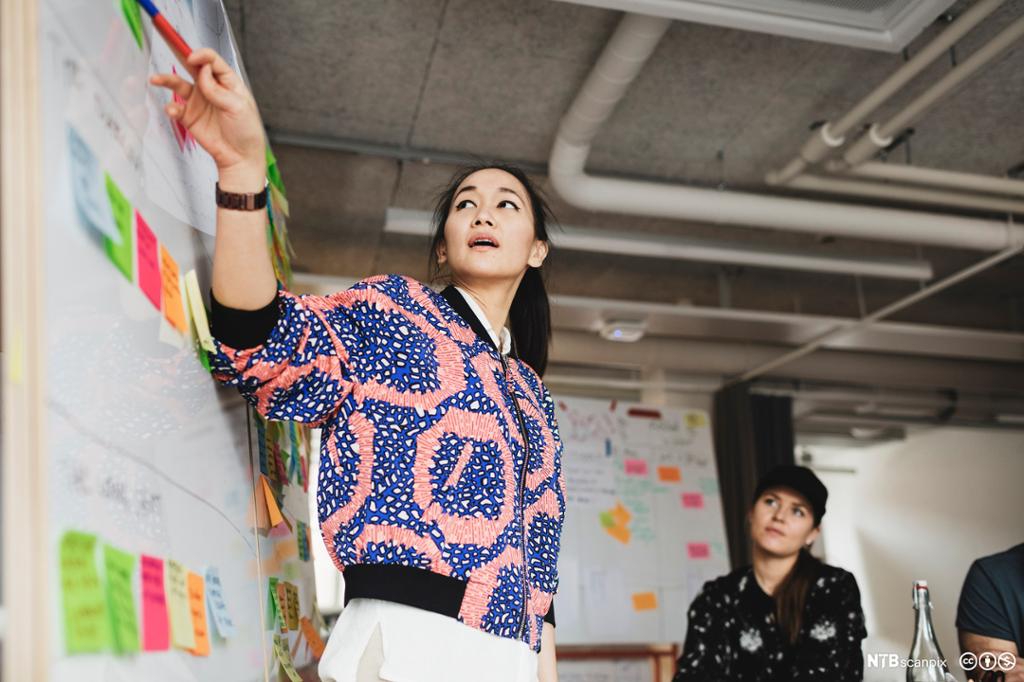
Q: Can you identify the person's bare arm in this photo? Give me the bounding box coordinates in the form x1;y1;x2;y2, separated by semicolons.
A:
960;631;1023;682
150;48;276;310
538;622;558;682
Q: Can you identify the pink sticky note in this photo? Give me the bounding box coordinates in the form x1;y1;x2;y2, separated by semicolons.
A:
682;492;705;509
135;212;161;311
624;459;648;476
687;542;711;559
140;555;170;651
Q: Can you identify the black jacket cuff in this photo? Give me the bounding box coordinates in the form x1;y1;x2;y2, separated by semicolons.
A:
209;290;281;349
544;600;555;627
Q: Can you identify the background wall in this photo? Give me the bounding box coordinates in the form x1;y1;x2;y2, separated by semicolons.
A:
812;427;1024;682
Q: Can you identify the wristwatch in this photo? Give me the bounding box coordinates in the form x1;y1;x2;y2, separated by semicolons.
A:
215;181;269;211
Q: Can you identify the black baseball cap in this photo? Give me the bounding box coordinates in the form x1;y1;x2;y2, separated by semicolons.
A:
752;465;828;526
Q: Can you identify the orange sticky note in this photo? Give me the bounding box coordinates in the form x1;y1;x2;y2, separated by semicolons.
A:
261;475;284;528
657;466;682;483
159;245;187;332
276;581;290;633
606;524;631;545
632;592;658;611
186;571;211;656
300;616;326;659
611;502;632;528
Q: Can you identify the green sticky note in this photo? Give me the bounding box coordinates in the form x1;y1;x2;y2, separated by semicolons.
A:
103;174;133;281
119;0;144;49
104;544;140;653
60;530;111;653
699;477;719;495
265;145;286;197
598;511;615;529
266;577;279;629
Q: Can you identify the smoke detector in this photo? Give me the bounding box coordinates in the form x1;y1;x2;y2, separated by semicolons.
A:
553;0;956;52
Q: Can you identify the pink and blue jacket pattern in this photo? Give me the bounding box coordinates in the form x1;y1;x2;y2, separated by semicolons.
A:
210;274;565;651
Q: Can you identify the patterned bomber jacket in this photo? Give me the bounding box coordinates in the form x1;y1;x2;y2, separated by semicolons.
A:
209;274;565;651
675;563;867;681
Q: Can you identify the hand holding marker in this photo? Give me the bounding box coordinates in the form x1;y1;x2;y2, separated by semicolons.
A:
143;0;267;178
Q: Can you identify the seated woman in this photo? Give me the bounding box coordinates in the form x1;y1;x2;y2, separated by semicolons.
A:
674;465;867;681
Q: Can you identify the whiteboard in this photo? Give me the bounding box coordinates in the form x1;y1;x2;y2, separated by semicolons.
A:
38;0;316;679
553;397;731;646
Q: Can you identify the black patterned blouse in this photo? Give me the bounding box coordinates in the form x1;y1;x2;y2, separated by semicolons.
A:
674;563;867;681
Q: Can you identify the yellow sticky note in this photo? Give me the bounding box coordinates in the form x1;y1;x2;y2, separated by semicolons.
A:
184;270;215;352
159;245;187;333
273;634;303;682
285;582;299;631
187;571;211;656
165;559;196;650
632;592;658;611
685;412;708;428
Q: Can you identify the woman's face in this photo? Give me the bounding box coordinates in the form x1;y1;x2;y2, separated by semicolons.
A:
748;486;820;558
437;168;549;284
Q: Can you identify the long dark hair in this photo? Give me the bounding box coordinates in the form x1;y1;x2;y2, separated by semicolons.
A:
428;163;554;375
775;547;823;644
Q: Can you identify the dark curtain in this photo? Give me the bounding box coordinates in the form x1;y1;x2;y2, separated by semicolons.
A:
712;383;795;569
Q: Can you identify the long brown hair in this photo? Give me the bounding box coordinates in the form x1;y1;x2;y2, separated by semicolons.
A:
774;547;822;644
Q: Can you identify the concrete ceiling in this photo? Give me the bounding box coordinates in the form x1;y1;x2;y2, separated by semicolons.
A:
222;0;1024;416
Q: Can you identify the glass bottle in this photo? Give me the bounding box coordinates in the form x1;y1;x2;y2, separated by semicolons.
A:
907;580;956;682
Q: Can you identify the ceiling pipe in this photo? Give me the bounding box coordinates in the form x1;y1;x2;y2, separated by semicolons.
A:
787;174;1024;214
839;13;1024;168
383;207;934;280
729;242;1024;384
548;13;1024;252
834;161;1024;198
764;0;1006;186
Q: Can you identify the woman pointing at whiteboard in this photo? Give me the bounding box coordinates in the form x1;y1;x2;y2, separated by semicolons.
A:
151;49;565;682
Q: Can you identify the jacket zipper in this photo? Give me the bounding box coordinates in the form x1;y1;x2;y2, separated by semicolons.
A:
500;352;533;642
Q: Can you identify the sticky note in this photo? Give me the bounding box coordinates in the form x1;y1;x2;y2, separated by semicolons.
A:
103;544;140;653
253;473;271;530
67;126;118;239
611;502;632;528
687;542;711;559
186;571;211;656
261;475;284;528
256;419;269;476
300;616;326;660
285;582;300;630
632;592;658;611
265;145;286;196
184;270;215;352
266;577;279;628
159;245;187;333
135;212;161;310
605;524;631;545
119;0;144;48
59;530;111;653
682;492;705;509
296;520;310;561
275;581;290;633
300;454;309;492
165;559;196;650
598;511;615;529
273;634;303;682
204;566;235;638
685;411;708;428
140;555;170;651
104;173;134;281
624;459;648;476
699;478;720;495
658;466;682;483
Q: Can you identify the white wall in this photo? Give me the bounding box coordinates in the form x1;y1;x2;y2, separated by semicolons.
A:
811;426;1024;682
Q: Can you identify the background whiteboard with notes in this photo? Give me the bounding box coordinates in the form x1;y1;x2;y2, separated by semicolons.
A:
37;0;317;679
553;396;731;647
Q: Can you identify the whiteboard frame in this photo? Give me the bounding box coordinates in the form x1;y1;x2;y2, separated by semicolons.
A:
2;0;49;678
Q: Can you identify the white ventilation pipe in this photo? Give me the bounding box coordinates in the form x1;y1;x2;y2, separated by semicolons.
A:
548;13;1024;252
787;174;1024;214
831;161;1024;198
764;0;1006;185
840;13;1024;167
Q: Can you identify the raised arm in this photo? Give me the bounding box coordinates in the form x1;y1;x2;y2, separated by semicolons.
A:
150;48;276;310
